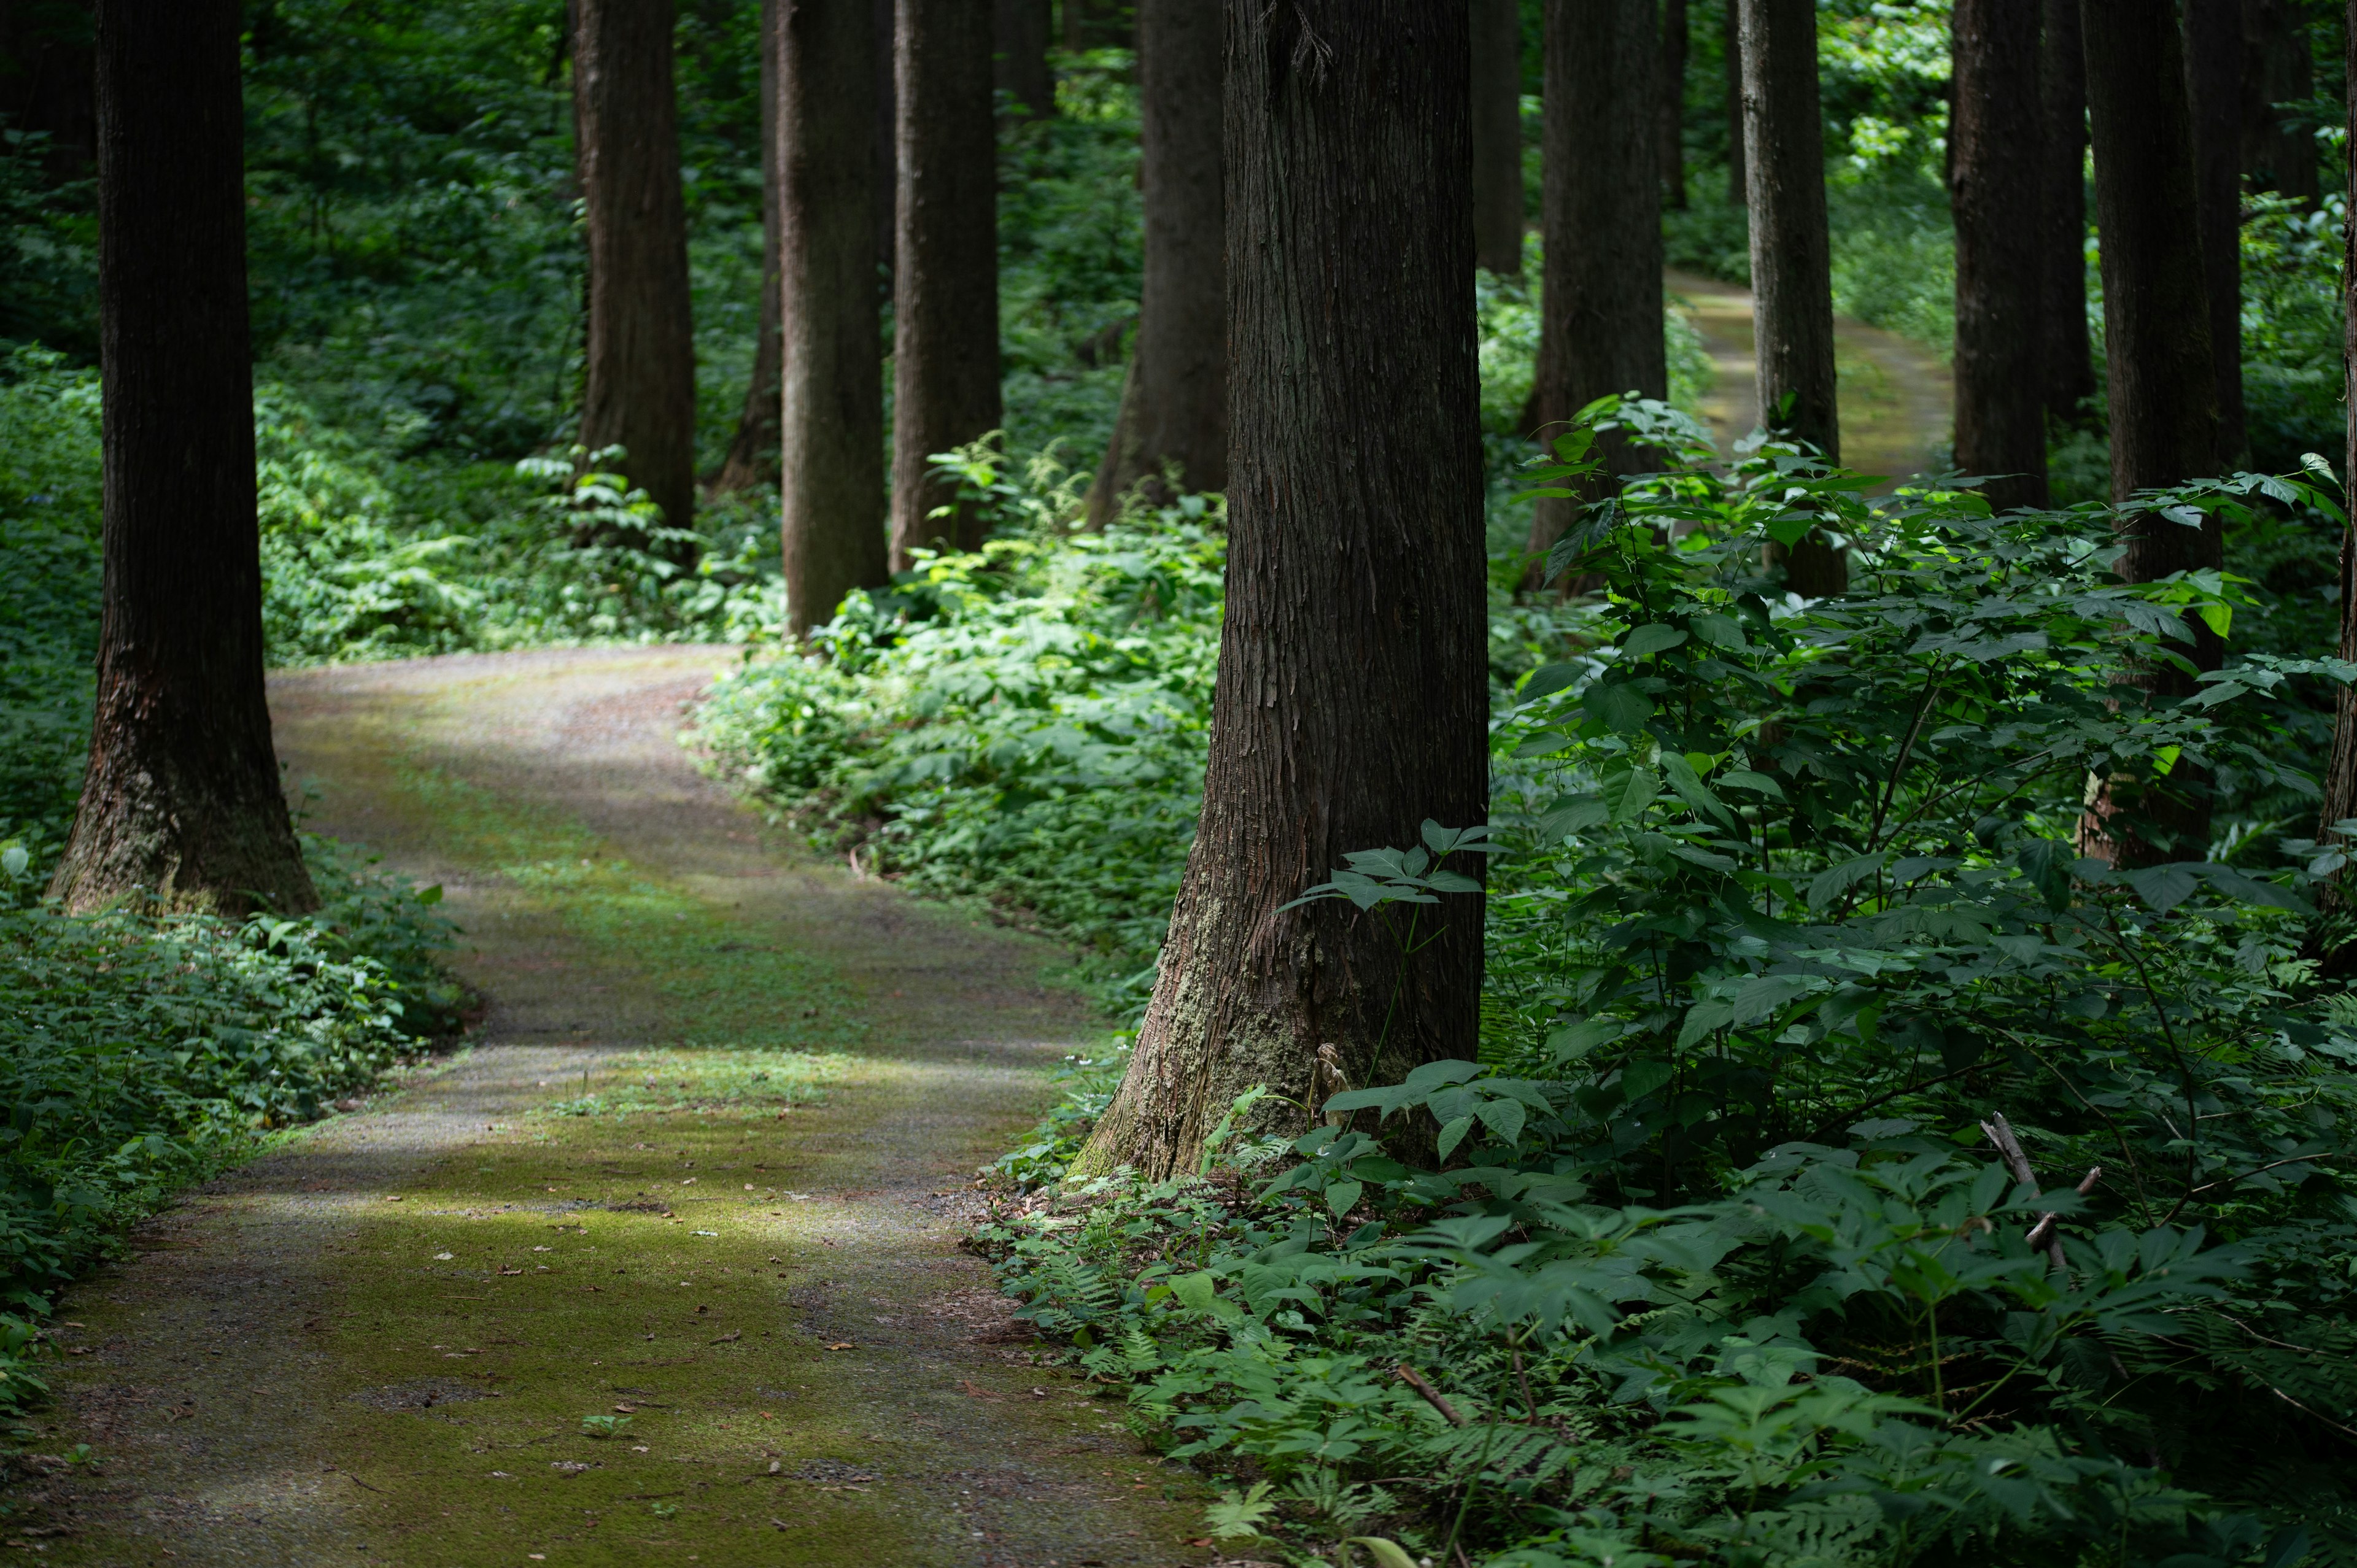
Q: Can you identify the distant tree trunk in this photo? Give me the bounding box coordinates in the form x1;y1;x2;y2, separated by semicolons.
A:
1738;0;1843;594
1722;0;1744;206
1085;0;1224;525
2243;0;2318;204
1662;0;1690;209
1076;0;1488;1182
1062;0;1085;52
2183;0;2247;467
713;0;784;493
2081;0;2224;863
778;0;891;636
1950;0;2047;509
51;0;315;917
2319;0;2357;886
889;0;1002;568
1470;0;1525;273
994;0;1055;119
2038;0;2094;427
575;0;698;551
1526;0;1665;576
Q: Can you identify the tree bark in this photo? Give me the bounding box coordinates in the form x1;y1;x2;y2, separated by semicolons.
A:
889;0;1002;570
873;0;896;289
1738;0;1844;594
2183;0;2247;468
2243;0;2318;204
51;0;315;917
1470;0;1525;274
1950;0;2047;509
777;0;891;637
575;0;698;550
1662;0;1690;210
2038;0;2094;428
1086;0;1225;526
1722;0;1744;206
713;0;784;493
2321;0;2357;887
1526;0;1665;574
995;0;1055;120
1075;0;1488;1181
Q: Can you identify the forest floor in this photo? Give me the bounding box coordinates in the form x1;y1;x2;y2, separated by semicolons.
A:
15;647;1216;1567
1669;268;1954;489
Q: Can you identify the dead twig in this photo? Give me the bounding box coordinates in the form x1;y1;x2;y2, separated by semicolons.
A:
2023;1167;2103;1251
346;1472;390;1495
1979;1114;2069;1272
1395;1364;1466;1427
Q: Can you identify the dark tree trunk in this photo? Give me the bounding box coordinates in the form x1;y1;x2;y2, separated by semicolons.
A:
2320;0;2357;881
1086;0;1224;525
889;0;1002;568
995;0;1055;119
2183;0;2247;466
1061;0;1085;52
873;0;896;290
1077;0;1488;1181
51;0;314;917
713;0;784;493
1722;0;1744;206
2243;0;2318;204
1470;0;1525;273
575;0;698;549
778;0;891;636
1662;0;1690;209
1526;0;1665;573
2082;0;2225;863
1950;0;2047;509
1738;0;1843;593
2038;0;2094;427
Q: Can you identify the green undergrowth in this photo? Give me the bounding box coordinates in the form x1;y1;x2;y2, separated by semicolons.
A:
946;407;2357;1564
534;1048;849;1121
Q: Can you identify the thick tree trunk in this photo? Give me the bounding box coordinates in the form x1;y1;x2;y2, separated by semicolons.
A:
1526;0;1664;574
2317;0;2356;871
575;0;698;550
1722;0;1744;207
2243;0;2318;204
1950;0;2047;509
1738;0;1844;594
994;0;1055;120
1470;0;1525;274
889;0;1002;570
778;0;891;637
2183;0;2247;467
2082;0;2225;864
2038;0;2094;428
1085;0;1225;526
873;0;896;288
713;0;784;493
51;0;315;917
1076;0;1488;1181
1662;0;1690;210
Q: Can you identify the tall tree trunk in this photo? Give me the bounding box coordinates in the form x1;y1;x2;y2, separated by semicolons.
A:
889;0;1002;568
2184;0;2247;467
2038;0;2094;428
575;0;698;550
1662;0;1690;210
995;0;1055;119
2082;0;2224;863
1086;0;1225;526
1076;0;1488;1181
778;0;891;636
51;0;315;917
1470;0;1525;274
1061;0;1084;52
873;0;896;290
2319;0;2357;883
713;0;784;493
1722;0;1745;206
1950;0;2047;509
1738;0;1844;594
1526;0;1665;575
2243;0;2318;204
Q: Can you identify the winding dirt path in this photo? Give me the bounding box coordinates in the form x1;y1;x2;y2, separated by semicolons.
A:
31;647;1208;1567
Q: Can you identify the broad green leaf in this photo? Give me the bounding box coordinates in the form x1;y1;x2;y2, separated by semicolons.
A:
1604;767;1662;824
1621;1059;1675;1099
1436;1115;1476;1160
1717;769;1786;800
1536;794;1609;840
1474;1097;1526;1146
1661;752;1732;822
1345;1539;1422;1568
1521;662;1584;701
1807;852;1887;912
1324;1180;1364;1217
1547;1016;1627;1062
1623;623;1690;658
1589;680;1656;733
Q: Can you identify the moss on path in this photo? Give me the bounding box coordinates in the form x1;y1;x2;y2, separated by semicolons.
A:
28;647;1210;1567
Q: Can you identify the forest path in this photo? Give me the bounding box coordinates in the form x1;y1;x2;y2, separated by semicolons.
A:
1669;268;1954;487
32;646;1209;1567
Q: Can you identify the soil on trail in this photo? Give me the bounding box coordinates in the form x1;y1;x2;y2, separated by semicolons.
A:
27;647;1212;1567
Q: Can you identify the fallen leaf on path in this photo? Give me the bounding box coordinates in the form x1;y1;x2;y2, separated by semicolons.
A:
710;1330;741;1345
825;1342;854;1351
771;1519;791;1531
551;1461;590;1475
958;1380;1000;1401
498;1268;524;1276
767;1461;782;1474
382;1195;403;1203
613;1404;636;1413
